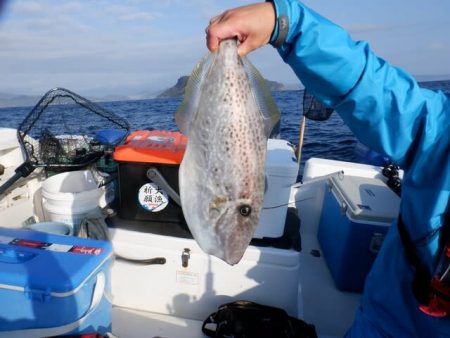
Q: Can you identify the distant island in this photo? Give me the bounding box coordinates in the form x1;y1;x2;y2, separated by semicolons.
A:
157;76;286;98
0;93;42;109
1;77;447;109
0;91;131;109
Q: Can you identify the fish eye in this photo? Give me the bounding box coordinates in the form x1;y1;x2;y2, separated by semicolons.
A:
239;204;252;217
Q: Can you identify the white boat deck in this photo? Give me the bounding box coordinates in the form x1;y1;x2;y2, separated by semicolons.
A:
107;158;388;338
112;307;207;338
111;304;351;338
0;128;395;338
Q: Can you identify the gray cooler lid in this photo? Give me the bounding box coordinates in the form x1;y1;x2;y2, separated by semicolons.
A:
329;174;400;224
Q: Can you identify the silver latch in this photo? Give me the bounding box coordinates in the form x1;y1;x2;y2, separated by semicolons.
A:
181;248;191;268
340;202;348;215
369;233;385;253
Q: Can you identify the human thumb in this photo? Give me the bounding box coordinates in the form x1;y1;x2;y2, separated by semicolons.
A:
237;39;256;57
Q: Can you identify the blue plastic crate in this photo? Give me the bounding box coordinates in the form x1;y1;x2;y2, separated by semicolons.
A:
0;227;113;336
318;175;400;292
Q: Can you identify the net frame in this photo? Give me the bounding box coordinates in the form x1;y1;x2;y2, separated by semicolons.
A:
17;87;130;169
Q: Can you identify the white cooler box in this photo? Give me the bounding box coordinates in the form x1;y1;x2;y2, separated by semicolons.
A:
110;227;300;321
255;139;299;238
318;174;400;291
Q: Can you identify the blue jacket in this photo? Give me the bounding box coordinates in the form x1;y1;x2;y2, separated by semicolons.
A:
270;0;450;336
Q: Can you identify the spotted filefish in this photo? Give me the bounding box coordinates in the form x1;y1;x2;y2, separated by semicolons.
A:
175;39;280;265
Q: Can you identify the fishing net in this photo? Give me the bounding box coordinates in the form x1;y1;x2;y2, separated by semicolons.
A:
295;89;334;165
0;87;130;196
302;90;334;121
18;87;129;169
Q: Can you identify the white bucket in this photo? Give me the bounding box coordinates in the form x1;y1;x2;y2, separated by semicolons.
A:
25;221;74;236
41;170;103;229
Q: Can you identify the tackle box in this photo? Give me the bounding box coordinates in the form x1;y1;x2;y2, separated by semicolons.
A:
318;174;400;292
0;227;113;336
113;130;187;224
113;133;299;239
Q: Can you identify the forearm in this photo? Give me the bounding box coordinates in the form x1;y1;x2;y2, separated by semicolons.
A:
271;0;366;105
271;0;448;167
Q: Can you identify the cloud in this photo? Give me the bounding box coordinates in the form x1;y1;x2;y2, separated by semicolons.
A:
1;0;449;96
117;12;159;22
429;42;448;51
10;0;45;15
0;15;208;95
59;1;84;13
25;15;90;33
104;4;160;23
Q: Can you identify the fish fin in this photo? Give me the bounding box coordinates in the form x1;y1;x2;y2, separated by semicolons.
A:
242;57;281;138
175;52;215;136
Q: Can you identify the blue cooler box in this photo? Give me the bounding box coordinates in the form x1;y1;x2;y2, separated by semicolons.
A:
318;175;400;292
0;227;113;337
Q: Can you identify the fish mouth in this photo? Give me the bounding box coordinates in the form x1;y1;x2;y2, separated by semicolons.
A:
224;248;246;265
197;216;240;265
201;235;245;266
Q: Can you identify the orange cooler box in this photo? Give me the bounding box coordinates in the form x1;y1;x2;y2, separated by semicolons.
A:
113;130;187;223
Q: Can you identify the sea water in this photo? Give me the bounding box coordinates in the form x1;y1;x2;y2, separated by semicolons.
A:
0;80;448;171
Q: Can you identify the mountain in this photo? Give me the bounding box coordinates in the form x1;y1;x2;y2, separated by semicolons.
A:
0;75;289;107
157;76;190;99
157;75;286;98
265;80;286;92
90;94;131;102
0;93;42;108
415;74;450;82
0;91;133;109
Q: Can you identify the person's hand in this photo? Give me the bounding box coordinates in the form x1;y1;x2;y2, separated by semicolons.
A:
206;2;276;57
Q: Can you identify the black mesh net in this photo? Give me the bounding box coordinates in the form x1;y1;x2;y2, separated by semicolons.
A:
18;87;130;170
302;90;334;121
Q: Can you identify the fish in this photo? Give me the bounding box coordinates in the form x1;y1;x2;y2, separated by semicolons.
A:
175;38;280;265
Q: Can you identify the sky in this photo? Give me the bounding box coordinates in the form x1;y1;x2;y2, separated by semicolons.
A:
0;0;449;97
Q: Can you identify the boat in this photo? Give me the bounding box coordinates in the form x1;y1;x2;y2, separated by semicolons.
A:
0;118;403;338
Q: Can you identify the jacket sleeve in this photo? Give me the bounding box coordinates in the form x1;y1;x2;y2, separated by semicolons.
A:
271;0;449;170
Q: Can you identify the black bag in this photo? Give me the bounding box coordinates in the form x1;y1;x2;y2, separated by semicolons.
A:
202;300;317;338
